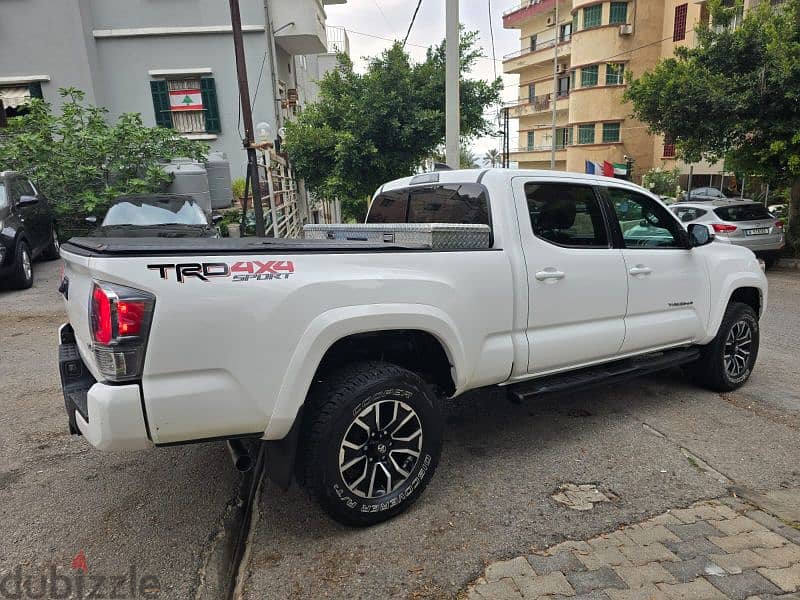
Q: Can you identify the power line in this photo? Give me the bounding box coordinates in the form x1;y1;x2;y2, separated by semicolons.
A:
371;0;390;27
402;0;424;48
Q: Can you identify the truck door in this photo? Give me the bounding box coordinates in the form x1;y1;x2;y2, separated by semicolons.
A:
599;185;708;353
512;177;628;374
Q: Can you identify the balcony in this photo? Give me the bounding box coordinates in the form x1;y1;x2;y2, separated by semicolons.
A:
503;0;556;28
505;93;569;119
272;0;330;55
503;37;571;74
509;144;569;165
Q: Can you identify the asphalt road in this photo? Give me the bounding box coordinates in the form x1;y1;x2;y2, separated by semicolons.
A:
0;260;798;600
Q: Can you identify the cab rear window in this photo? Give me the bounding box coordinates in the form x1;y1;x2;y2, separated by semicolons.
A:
367;184;490;225
714;204;772;222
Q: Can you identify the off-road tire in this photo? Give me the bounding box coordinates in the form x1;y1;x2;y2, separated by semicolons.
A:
41;227;60;261
687;301;759;392
8;241;34;290
299;361;443;527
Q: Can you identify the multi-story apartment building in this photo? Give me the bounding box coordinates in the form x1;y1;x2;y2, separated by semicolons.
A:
0;0;347;177
502;0;739;184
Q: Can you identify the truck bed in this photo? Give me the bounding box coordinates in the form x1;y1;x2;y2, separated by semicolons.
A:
61;236;431;257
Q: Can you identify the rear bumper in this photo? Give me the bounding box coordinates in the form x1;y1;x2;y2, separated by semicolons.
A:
718;235;785;253
59;323;152;451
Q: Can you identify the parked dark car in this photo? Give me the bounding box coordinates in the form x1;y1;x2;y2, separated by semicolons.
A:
88;194;221;238
0;171;60;289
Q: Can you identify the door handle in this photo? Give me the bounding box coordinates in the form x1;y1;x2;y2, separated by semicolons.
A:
535;268;566;281
629;265;653;276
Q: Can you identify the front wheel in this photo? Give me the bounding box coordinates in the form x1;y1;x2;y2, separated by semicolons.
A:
299;361;443;526
687;301;759;392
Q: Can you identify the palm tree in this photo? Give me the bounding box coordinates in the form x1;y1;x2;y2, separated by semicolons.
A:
484;148;501;168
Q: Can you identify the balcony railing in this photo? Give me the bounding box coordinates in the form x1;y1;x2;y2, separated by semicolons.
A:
505;92;569;116
511;143;572;153
503;34;570;61
503;0;550;17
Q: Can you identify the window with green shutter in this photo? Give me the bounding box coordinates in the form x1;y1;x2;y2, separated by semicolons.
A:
527;131;535;150
200;77;221;133
578;124;595;144
572;11;579;32
583;5;601;28
581;65;599;87
602;122;621;143
606;63;625;85
570;69;577;90
610;2;628;24
150;80;174;129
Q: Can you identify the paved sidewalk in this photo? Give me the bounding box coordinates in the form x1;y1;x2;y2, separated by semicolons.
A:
464;493;800;600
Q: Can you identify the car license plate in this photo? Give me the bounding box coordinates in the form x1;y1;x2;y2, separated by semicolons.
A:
745;227;770;236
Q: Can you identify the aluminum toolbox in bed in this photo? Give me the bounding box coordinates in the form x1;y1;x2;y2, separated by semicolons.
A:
303;223;491;250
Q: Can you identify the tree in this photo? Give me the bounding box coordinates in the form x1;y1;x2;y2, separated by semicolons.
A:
0;88;207;235
429;143;480;169
484;148;501;168
642;166;681;197
283;30;502;221
624;0;800;252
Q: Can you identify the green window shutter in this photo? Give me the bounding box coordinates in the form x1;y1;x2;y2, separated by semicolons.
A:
527;131;535;150
150;80;173;128
583;5;601;28
606;63;625;85
581;65;599;87
572;11;579;32
28;82;44;99
578;124;595;144
610;2;628;24
201;77;221;134
602;122;621;143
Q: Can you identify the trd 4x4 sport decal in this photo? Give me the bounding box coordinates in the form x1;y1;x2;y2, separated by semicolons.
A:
148;261;295;283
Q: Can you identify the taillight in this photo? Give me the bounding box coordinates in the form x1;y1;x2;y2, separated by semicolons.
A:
775;220;784;229
712;223;738;233
89;281;155;382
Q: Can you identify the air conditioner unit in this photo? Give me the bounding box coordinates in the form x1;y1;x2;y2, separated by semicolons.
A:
619;24;634;35
546;16;556;26
556;63;566;73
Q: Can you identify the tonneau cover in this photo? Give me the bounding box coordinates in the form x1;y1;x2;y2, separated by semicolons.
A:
61;236;429;257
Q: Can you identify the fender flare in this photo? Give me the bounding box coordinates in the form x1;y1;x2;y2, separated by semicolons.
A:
700;271;766;344
261;303;466;440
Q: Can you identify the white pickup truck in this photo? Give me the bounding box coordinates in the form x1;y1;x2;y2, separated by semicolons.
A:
58;169;767;525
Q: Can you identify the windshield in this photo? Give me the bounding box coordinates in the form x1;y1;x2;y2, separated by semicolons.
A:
102;197;208;226
0;184;6;211
714;204;773;222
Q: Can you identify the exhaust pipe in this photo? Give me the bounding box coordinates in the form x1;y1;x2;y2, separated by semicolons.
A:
227;439;253;472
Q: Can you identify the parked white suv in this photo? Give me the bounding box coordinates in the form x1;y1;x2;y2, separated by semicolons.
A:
57;169;767;525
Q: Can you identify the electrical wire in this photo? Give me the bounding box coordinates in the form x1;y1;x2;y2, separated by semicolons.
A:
251;50;269;108
402;0;424;48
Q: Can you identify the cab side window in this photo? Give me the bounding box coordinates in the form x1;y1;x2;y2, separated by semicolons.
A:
525;182;609;248
605;188;684;248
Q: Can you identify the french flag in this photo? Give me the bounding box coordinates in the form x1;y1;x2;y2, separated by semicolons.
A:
585;161;616;177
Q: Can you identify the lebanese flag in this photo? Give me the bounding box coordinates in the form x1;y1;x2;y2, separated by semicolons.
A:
169;89;203;111
602;161;615;177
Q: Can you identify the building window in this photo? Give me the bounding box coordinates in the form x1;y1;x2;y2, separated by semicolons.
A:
581;65;599;87
557;76;570;98
528;84;536;102
606;63;625;85
560;22;572;42
555;127;572;149
673;4;688;41
583;5;602;28
527;131;535;151
602;122;621;143
150;76;221;134
578;123;595;144
530;34;538;51
572;11;579;32
610;2;629;24
570;69;577;90
663;134;676;158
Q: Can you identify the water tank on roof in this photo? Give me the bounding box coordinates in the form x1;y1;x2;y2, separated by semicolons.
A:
206;151;233;209
164;159;211;215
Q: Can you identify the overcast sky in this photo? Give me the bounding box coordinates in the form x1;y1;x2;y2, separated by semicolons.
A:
325;0;521;165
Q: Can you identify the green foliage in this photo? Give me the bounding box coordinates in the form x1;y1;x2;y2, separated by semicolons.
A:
484;148;501;168
624;0;800;253
231;177;247;199
642;166;681;197
0;88;207;235
283;30;502;222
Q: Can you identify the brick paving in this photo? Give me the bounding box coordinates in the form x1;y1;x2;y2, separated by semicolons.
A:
463;497;800;600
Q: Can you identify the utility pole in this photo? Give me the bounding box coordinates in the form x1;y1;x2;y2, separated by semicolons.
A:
229;0;266;237
550;0;559;169
445;0;460;170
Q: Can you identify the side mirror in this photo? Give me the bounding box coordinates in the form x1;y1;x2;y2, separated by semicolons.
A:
688;223;714;248
18;195;39;207
211;214;223;225
85;216;98;225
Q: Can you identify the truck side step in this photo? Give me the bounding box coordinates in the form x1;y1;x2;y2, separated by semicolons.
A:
508;347;700;402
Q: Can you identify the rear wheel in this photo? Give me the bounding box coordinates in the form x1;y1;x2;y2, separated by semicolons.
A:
299;361;443;526
687;302;759;392
41;228;60;261
8;241;34;290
